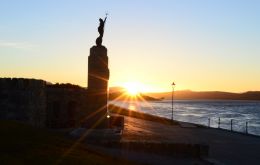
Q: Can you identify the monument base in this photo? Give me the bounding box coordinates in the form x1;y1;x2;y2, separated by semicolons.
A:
83;45;109;129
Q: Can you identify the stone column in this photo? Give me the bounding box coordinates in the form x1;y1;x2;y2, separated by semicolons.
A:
84;45;109;129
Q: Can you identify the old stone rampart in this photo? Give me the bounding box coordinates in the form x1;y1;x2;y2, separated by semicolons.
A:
0;78;46;127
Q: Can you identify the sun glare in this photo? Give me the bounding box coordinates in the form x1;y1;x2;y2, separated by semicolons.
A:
123;82;141;96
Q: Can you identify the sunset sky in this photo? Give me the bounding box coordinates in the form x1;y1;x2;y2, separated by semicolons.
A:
0;0;259;92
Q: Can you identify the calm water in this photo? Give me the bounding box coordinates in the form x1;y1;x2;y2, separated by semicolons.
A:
110;100;260;136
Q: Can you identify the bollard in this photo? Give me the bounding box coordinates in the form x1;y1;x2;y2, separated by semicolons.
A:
246;121;248;134
231;119;233;131
208;118;210;127
218;117;220;128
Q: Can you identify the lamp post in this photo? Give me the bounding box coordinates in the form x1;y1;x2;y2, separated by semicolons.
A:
171;82;176;121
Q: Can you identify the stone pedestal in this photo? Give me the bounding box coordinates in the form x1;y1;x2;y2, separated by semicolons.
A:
84;45;109;129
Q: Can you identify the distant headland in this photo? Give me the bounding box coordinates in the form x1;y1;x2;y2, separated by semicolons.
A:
146;90;260;101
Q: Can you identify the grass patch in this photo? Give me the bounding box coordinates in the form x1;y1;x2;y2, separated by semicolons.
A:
0;120;134;165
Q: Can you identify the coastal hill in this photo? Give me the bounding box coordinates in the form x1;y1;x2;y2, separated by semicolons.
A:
109;87;260;101
146;90;260;101
109;87;161;101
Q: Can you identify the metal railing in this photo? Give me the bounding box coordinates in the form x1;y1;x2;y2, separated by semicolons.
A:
207;117;249;134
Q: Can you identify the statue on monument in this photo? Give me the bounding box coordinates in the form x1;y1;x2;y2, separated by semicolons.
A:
96;13;108;47
84;13;110;129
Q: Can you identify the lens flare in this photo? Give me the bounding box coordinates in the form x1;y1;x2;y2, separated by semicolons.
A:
123;82;141;96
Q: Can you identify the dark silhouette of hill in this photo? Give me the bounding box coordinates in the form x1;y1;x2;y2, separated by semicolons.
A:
146;90;260;100
109;87;161;101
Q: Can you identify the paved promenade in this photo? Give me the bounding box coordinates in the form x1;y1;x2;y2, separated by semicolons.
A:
121;116;260;165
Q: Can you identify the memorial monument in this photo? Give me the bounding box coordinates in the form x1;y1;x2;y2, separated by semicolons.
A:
84;14;110;129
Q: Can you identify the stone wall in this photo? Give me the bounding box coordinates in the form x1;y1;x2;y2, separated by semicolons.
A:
0;78;46;127
46;84;89;128
0;78;102;128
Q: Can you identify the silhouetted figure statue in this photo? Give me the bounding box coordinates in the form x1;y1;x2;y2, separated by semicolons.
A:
96;14;107;46
83;14;110;129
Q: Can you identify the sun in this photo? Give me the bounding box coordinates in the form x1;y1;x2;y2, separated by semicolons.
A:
123;82;141;96
127;86;139;96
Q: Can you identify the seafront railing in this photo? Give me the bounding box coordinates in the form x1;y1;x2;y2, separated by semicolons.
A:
172;115;260;136
207;117;249;134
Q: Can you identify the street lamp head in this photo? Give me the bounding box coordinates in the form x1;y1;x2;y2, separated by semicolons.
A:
171;82;176;86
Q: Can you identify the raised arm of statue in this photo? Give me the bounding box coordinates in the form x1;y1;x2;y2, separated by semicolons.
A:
104;13;108;24
104;17;107;25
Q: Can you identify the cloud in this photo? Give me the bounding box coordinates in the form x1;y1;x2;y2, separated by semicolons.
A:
0;40;36;50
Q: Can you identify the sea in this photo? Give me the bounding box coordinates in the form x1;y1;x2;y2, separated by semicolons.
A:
110;100;260;136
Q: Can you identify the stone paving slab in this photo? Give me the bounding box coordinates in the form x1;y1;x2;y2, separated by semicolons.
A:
122;117;260;165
